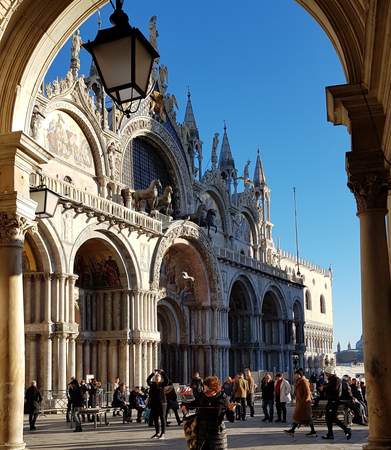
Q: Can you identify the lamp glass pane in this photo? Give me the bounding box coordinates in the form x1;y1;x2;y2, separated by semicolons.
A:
46;191;59;217
30;190;46;215
93;36;133;90
135;38;153;94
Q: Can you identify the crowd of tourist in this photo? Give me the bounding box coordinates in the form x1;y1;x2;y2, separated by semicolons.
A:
25;366;367;448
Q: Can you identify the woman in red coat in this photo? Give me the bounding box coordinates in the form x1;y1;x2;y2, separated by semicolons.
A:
284;369;317;437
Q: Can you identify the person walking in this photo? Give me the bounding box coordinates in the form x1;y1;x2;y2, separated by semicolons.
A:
275;373;291;423
284;369;317;437
261;373;274;423
69;379;84;432
244;368;257;417
322;370;352;440
147;369;169;439
182;376;235;450
233;372;249;420
25;380;42;431
165;384;182;426
190;371;203;401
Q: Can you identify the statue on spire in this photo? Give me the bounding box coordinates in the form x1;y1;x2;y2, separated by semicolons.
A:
149;16;158;51
211;133;219;170
70;29;82;78
243;160;251;186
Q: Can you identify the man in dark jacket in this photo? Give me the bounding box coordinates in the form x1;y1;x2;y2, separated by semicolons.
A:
69;379;84;432
322;371;352;441
190;372;203;401
25;380;42;431
112;382;130;421
261;373;274;422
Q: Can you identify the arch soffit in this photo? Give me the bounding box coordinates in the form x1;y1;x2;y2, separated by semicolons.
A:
227;273;258;313
42;99;106;177
120;116;190;209
260;282;288;319
239;207;258;242
296;0;364;83
150;221;222;303
0;1;364;134
157;297;187;343
69;224;140;289
292;298;304;321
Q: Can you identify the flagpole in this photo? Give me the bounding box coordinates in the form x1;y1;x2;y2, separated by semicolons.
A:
293;187;301;276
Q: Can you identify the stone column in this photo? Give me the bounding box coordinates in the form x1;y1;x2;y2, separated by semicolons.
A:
119;341;129;387
113;291;121;330
99;340;108;388
58;274;66;323
23;273;32;324
68;275;78;324
147;341;153;377
152;341;159;372
129;342;135;389
105;291;112;331
141;341;147;385
347;149;391;449
108;340;118;383
67;336;76;381
83;341;91;377
57;335;67;394
0;132;47;449
27;335;37;383
76;340;83;380
134;340;142;387
91;341;97;377
122;291;130;330
34;273;41;323
43;273;51;323
41;335;52;393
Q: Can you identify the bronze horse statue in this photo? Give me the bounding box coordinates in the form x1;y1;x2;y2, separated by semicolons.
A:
132;179;162;211
185;204;218;236
157;185;173;215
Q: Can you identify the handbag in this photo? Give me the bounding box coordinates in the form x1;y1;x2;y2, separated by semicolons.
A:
183;413;198;450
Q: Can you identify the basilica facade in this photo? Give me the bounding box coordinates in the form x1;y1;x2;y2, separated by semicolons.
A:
24;22;333;395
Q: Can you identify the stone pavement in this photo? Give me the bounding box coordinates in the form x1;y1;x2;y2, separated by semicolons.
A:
24;409;368;450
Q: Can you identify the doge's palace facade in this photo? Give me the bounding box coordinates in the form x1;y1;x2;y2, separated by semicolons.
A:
23;23;333;394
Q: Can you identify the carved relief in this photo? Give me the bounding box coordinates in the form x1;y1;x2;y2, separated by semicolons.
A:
0;213;36;245
348;173;390;214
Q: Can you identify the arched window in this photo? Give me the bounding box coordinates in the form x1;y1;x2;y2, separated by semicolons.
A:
320;294;326;314
305;290;312;310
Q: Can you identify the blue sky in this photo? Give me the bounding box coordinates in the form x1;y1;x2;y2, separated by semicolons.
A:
46;0;361;350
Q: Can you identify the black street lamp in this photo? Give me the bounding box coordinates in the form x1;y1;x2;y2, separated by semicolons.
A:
30;185;60;219
82;0;159;114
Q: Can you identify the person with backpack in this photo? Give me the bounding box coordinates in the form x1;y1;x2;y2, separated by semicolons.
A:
322;369;352;440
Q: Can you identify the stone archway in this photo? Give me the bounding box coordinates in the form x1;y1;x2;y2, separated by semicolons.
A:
228;277;258;375
261;290;284;372
73;237;132;390
157;298;186;383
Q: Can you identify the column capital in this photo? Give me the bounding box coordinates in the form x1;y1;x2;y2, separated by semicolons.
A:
346;150;391;215
0;212;36;246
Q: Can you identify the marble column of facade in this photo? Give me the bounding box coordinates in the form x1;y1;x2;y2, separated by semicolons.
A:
76;339;83;380
83;341;90;377
141;341;147;385
129;342;135;389
92;294;97;331
113;291;121;331
57;334;67;394
181;345;188;383
23;273;32;324
134;341;142;387
134;291;140;330
68;275;78;324
58;274;66;323
51;274;59;323
347;149;391;449
105;291;112;331
67;336;76;380
152;342;158;373
108;340;118;383
34;273;41;323
41;335;52;393
99;340;108;388
147;341;153;378
43;273;51;323
27;335;37;384
119;341;129;387
122;291;130;330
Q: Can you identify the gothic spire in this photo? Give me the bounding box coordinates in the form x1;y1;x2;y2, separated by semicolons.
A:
184;88;198;132
218;122;235;171
253;148;266;188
